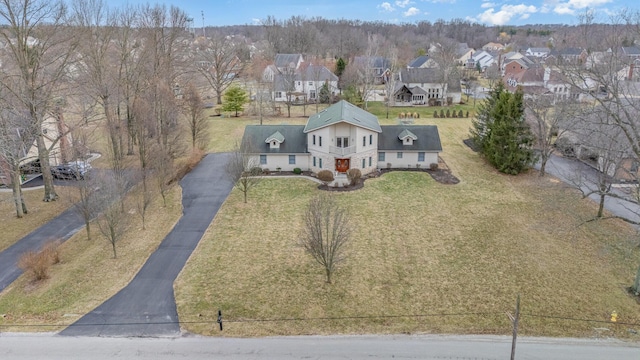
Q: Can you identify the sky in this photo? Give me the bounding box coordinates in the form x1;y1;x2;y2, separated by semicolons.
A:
110;0;639;27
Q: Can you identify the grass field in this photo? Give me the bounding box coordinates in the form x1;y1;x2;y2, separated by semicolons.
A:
175;116;640;338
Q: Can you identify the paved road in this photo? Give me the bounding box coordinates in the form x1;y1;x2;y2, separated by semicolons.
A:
1;334;639;359
60;153;234;337
538;154;640;225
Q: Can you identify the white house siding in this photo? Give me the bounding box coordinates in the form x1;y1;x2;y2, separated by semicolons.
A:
379;151;438;169
254;153;310;172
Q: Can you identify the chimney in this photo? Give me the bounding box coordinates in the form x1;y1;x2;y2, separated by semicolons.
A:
629;63;635;81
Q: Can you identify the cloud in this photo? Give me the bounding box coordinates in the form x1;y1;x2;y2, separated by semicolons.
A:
395;0;412;7
476;4;538;25
378;2;395;12
546;0;613;15
403;7;421;16
481;2;496;8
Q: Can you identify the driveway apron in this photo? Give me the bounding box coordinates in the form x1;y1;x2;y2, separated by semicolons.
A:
60;153;233;337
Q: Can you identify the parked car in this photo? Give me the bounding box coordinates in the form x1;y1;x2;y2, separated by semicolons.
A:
51;161;92;180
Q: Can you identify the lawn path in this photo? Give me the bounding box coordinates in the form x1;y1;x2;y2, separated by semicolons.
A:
60;153;233;337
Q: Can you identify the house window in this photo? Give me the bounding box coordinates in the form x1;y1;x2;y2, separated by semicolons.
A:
297;81;301;86
319;136;322;147
369;157;372;167
362;159;366;168
313;135;316;145
289;155;296;164
275;91;282;98
310;90;316;99
418;152;425;162
369;135;373;145
308;81;313;86
363;136;366;147
336;137;348;148
260;155;267;165
319;158;323;168
378;152;385;161
313;157;316;167
397;152;403;159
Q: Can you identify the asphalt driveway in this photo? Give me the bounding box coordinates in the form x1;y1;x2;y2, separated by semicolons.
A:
60;153;233;337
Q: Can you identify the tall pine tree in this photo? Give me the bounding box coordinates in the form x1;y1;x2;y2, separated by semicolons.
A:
470;82;536;175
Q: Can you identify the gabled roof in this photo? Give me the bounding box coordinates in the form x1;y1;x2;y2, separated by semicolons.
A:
353;56;390;69
265;131;284;143
242;125;306;154
408;55;430;68
399;67;440;83
274;54;303;69
303;100;382;133
298;64;338;82
378;125;442;152
622;46;640;56
398;129;418;140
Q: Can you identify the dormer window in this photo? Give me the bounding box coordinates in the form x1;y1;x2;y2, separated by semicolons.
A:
398;129;418;146
265;131;285;149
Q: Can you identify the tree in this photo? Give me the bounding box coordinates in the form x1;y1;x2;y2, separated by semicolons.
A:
193;32;245;104
525;96;579;177
182;83;209;150
95;173;130;258
335;57;346;78
0;0;78;202
299;194;351;284
471;82;536;175
225;141;261;203
318;83;331;104
0;107;33;218
430;38;460;106
222;86;248;117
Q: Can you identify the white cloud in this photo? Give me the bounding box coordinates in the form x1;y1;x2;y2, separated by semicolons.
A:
481;2;496;8
422;0;456;3
379;2;395;12
549;0;613;15
395;0;412;8
251;18;261;25
477;4;538;25
403;7;421;16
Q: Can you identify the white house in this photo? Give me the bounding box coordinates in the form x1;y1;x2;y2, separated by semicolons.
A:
241;101;442;175
392;68;462;106
273;64;339;103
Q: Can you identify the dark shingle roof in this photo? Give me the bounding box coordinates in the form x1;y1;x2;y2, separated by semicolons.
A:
242;125;307;154
378;125;442;152
399;68;440;83
274;54;302;68
408;55;430;68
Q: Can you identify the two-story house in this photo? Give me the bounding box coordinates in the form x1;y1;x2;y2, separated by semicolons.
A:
241;101;442;175
272;64;339;103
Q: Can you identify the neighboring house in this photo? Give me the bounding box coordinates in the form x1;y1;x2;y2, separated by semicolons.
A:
466;50;495;71
503;65;588;102
455;43;474;65
482;42;505;52
545;47;587;65
352;56;391;84
525;47;551;58
620;46;640;61
392;68;461;106
407;55;435;69
262;53;305;82
272;64;339;103
241;100;442;175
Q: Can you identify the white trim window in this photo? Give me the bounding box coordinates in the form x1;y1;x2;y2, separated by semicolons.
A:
260;155;267;164
289;155;296;164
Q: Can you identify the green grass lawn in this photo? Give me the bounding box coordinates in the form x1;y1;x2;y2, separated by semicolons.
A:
175;117;640;338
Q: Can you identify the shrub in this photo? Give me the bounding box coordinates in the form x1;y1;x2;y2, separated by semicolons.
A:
433;111;438;118
346;168;361;186
430;163;438;170
249;167;263;176
293;167;302;174
18;241;61;282
452;111;457;118
446;109;451;118
440;109;444;118
466;111;469;118
317;170;334;185
459;110;464;118
387;162;392;169
416;164;421;169
262;168;270;175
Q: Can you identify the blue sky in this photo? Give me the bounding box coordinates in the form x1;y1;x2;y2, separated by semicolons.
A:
111;0;638;26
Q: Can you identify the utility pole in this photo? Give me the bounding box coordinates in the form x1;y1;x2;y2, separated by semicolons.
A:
201;11;206;38
507;295;521;360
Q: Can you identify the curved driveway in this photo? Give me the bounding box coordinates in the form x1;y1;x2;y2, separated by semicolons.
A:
60;153;233;337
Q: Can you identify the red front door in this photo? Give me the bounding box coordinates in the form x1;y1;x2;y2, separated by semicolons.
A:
335;158;350;173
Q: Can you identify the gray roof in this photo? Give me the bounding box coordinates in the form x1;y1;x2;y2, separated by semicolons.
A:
353;56;390;69
398;129;418;140
408;55;430;68
399;68;440;83
274;54;302;69
622;46;640;56
303;100;382;133
242;125;307;154
378;125;442;152
265;131;284;143
298;64;338;81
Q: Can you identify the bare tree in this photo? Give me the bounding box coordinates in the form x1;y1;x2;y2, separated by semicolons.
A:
0;0;78;202
430;38;460;106
72;174;101;240
0;107;34;217
225;141;261;204
95;173;130;258
193;32;245;104
525;96;579;177
182;83;209;150
299;194;351;284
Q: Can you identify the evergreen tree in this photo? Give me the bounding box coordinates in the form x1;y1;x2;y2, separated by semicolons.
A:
470;82;536;175
319;82;331;103
335;57;346;77
221;86;248;117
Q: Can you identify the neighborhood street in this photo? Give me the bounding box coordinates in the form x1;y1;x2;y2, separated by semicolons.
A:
1;333;639;359
59;153;234;337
